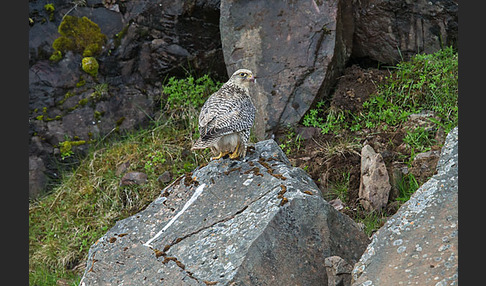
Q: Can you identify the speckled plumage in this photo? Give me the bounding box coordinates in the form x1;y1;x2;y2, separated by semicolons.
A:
192;69;256;160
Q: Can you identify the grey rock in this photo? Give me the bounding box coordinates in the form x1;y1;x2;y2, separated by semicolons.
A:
352;127;458;285
358;145;391;211
325;256;353;286
29;156;47;199
410;149;440;183
220;0;354;139
80;140;369;285
352;0;458;64
158;171;173;184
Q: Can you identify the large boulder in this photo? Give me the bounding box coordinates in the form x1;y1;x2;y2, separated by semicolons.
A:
220;0;354;139
352;127;458;285
80;140;370;285
352;0;458;64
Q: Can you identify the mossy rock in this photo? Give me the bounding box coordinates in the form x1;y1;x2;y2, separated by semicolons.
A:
82;57;99;77
51;15;107;58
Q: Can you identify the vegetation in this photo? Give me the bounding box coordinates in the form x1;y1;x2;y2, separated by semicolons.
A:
303;46;458;156
298;47;458;235
29;73;222;285
50;15;107;60
81;57;99;77
29;47;458;284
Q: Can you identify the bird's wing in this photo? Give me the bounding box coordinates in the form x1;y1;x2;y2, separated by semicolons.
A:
199;96;255;141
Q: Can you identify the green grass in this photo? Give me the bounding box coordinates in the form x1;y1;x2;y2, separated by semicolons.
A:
29;74;222;285
303;46;458;149
324;171;351;203
301;47;458;236
395;173;420;203
356;209;387;237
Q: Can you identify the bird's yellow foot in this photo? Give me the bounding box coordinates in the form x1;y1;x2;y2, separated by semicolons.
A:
211;151;229;160
229;143;241;160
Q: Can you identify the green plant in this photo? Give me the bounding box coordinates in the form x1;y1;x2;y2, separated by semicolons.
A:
143;150;167;175
162;74;222;111
402;126;436;155
302;47;458;136
356;209;386;237
44;3;55;21
324;171;351;203
395;173;420;203
278;127;303;155
161;73;223;135
59;139;86;160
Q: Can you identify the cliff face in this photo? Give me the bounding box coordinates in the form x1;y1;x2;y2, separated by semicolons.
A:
29;0;458;198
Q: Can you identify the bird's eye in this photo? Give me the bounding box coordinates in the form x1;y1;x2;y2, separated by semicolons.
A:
240;72;247;77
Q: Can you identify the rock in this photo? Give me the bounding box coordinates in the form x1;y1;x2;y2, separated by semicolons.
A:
329;198;345;211
220;0;354;139
352;127;458;285
358;145;391;211
120;172;148;186
325;256;353;286
158;171;172;184
29;156;47;198
352;0;458;64
403;110;441;133
115;161;131;176
80;140;370;285
410;150;440;183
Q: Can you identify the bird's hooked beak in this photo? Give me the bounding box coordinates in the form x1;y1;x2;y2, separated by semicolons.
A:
249;75;256;83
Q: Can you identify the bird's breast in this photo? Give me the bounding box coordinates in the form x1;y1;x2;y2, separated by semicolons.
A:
215;133;240;153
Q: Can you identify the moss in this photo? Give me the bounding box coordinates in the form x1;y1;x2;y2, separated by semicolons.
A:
50;15;107;59
58;91;75;105
44;3;55;13
78;97;90;106
82;57;99;77
76;78;86;88
59;140;87;160
44;3;55;21
116;117;125;126
52;37;75;54
49;50;62;62
94;110;105;121
114;24;130;48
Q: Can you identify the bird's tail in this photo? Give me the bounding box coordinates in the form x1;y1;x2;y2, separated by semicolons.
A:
191;138;207;150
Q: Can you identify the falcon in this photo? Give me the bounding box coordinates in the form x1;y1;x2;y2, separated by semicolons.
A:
192;69;256;160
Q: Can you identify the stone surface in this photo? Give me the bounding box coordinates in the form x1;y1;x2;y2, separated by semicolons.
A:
220;0;354;139
352;127;458;285
325;256;353;286
358;145;391;211
352;0;458;64
29;156;47;198
80;140;369;285
120;172;148;186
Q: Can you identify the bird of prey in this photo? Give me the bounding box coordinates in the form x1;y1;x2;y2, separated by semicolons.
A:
192;69;256;160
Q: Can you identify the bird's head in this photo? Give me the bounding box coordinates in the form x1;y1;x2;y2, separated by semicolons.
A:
230;69;255;88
